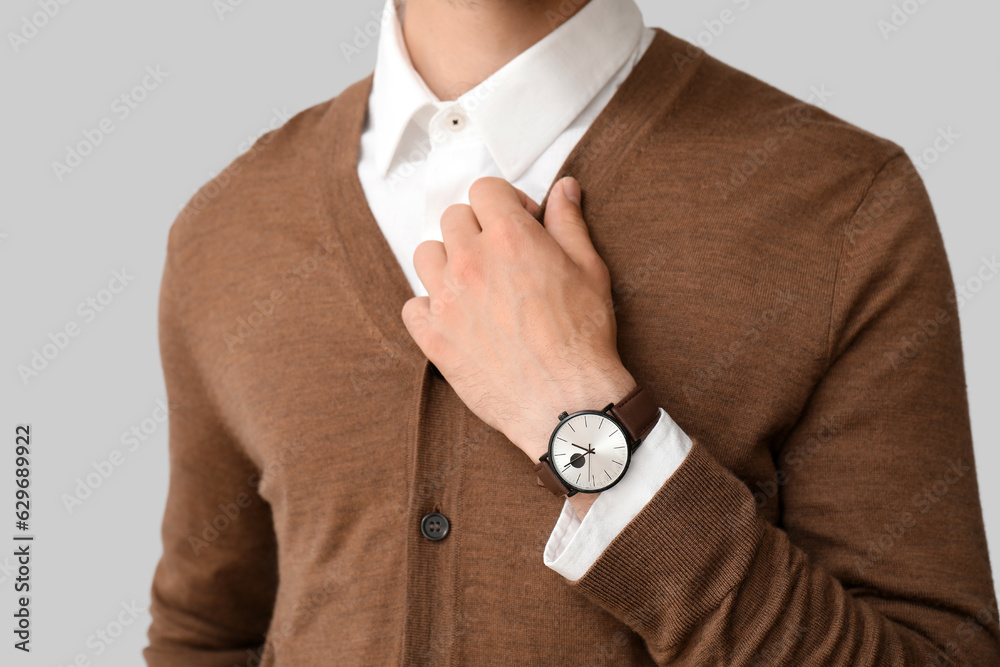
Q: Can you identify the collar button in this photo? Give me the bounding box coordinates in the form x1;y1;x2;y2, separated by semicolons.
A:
446;111;466;132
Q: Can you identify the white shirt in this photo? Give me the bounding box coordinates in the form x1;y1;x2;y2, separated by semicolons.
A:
358;0;692;581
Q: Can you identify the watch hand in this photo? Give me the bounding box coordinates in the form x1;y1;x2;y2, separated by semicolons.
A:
562;447;596;473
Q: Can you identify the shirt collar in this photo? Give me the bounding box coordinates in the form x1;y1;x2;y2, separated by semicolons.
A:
367;0;645;181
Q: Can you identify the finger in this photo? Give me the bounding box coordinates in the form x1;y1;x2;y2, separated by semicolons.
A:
467;177;537;229
511;186;541;219
440;203;481;250
401;296;433;347
412;240;447;295
543;176;601;268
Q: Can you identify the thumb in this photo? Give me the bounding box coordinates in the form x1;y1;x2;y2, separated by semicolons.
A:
544;176;598;267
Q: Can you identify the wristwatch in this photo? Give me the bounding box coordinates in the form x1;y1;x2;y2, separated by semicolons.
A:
534;385;659;498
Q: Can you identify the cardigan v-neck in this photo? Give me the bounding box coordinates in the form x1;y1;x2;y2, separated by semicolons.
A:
145;27;999;667
321;28;703;372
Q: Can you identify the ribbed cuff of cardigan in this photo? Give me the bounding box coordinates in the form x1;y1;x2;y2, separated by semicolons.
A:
566;437;766;638
543;409;692;580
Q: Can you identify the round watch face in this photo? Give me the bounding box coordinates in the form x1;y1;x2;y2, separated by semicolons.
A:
549;411;630;493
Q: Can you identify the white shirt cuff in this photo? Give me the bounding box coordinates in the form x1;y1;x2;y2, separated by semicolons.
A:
542;408;692;581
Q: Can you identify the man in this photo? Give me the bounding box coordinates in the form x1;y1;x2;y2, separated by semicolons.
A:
144;0;999;664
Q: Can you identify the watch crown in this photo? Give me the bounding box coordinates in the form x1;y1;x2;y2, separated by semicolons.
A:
557;411;569;421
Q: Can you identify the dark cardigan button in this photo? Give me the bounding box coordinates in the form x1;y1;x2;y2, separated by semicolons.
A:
420;512;450;541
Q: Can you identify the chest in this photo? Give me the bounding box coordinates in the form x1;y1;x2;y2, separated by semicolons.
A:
191;174;834;532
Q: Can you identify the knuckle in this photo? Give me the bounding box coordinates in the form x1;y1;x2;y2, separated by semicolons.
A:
412;240;434;264
402;301;441;352
401;299;426;328
420;239;444;258
428;296;448;317
468;176;500;199
583;252;610;280
441;203;473;226
421;328;448;361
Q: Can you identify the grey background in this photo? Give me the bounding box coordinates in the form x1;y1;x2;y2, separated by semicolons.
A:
1;0;996;664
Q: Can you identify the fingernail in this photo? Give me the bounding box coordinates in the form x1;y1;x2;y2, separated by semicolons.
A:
562;177;581;206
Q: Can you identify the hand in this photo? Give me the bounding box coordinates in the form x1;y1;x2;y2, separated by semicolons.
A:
401;176;636;468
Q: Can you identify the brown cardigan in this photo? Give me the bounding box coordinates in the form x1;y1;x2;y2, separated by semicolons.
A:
144;28;999;666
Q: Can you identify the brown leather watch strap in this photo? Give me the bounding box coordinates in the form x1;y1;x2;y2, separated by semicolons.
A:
609;385;658;446
534;459;571;498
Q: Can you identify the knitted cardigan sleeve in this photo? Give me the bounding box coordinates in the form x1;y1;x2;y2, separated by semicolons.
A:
143;221;278;666
567;152;1000;666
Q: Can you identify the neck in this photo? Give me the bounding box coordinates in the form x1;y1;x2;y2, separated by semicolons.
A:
402;0;591;101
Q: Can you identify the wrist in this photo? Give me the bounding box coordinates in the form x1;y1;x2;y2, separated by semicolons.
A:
567;491;599;520
516;364;637;461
